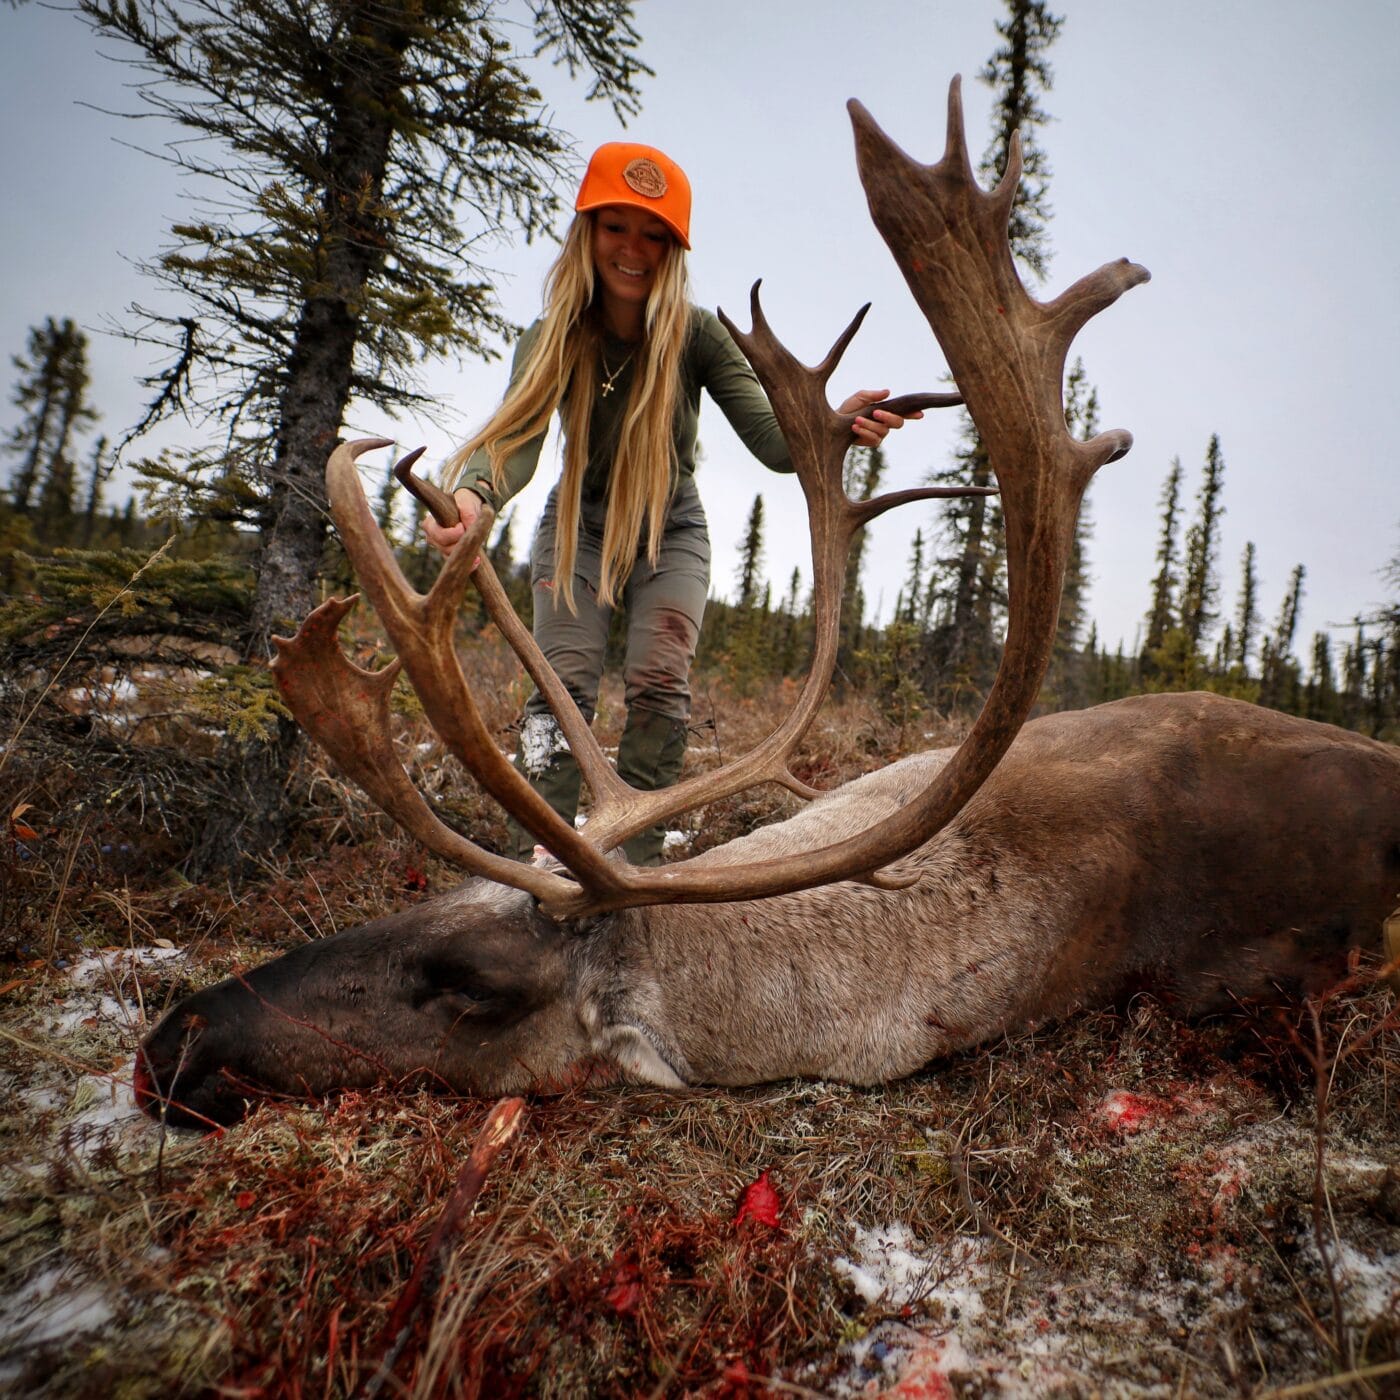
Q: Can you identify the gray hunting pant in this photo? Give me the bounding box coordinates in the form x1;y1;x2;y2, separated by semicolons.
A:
508;494;710;866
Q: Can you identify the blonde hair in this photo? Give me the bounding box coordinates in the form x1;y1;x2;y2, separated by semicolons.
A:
443;213;692;610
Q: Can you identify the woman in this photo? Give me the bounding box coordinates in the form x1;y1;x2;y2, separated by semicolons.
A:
429;142;913;864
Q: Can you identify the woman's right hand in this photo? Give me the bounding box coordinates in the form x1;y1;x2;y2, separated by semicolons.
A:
424;488;487;558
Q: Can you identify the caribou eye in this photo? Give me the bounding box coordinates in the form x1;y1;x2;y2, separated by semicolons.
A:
435;989;497;1023
440;982;494;1005
414;953;499;1012
413;978;494;1012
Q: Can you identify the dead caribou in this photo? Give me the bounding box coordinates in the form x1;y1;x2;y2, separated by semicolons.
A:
136;84;1400;1128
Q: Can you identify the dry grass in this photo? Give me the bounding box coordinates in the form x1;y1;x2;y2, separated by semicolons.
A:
1;667;1397;1397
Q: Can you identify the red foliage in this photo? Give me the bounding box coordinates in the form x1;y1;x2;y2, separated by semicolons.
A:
1098;1090;1179;1133
600;1254;642;1315
734;1170;781;1229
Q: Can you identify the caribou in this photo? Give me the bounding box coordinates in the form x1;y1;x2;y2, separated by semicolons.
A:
136;84;1400;1129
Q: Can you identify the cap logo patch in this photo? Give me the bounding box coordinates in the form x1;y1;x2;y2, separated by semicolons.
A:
622;158;667;199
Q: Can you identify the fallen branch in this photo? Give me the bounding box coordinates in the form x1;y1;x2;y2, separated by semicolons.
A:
355;1096;526;1400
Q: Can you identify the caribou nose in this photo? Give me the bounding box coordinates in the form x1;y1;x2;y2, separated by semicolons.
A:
131;1046;160;1117
133;1012;232;1129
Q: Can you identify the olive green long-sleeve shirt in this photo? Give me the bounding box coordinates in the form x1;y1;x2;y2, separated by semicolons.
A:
454;307;792;528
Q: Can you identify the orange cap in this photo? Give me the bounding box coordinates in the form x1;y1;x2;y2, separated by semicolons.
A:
575;142;692;249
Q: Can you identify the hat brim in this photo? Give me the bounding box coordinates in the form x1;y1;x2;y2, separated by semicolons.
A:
576;195;691;251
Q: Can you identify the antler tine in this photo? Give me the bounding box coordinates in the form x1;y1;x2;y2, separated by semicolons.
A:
324;439;630;899
989;125;1024;222
942;72;967;169
851;482;1000;530
271;596;575;904
814;300;872;384
744;278;770;339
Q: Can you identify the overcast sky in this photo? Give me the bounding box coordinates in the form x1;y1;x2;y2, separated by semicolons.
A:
3;0;1398;660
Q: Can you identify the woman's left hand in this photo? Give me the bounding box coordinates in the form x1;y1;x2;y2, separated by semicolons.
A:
838;389;923;447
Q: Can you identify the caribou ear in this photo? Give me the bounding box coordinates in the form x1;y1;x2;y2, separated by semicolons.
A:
569;914;611;940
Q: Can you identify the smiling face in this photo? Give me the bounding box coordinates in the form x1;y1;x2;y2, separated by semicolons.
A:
590;205;672;334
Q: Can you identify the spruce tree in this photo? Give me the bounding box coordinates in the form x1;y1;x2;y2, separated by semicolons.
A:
925;0;1063;691
928;423;1001;682
728;497;771;693
1179;435;1226;657
1305;632;1336;723
1046;357;1098;706
1233;540;1258;674
4;318;98;521
36;444;77;538
374;456;402;541
1143;457;1183;656
836;443;886;691
1275;565;1305;665
1260;563;1305;711
1383;546;1400;736
1341;622;1367;731
1058;358;1099;650
778;566;807;675
80;435;112;545
735;494;766;611
979;0;1063;283
900;529;925;626
76;0;648;868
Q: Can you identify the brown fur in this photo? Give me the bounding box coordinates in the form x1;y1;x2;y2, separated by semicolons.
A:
138;694;1400;1126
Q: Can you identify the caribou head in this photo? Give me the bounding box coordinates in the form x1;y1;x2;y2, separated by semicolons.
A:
136;84;1400;1130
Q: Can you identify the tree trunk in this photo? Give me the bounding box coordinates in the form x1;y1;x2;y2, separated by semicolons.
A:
190;4;409;874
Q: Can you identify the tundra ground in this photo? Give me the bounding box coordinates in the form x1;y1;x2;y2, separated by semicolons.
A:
2;675;1397;1397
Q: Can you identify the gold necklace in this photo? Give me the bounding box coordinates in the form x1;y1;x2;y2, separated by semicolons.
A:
599;347;634;398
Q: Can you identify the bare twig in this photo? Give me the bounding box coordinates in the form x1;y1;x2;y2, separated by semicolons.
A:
356;1097;526;1400
1293;998;1358;1377
43;817;89;971
1256;1359;1400;1398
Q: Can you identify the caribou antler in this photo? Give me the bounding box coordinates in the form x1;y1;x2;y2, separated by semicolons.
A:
274;77;1148;918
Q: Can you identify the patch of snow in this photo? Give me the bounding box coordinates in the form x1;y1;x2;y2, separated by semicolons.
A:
19;947;193;1167
66;946;185;987
0;1265;115;1354
1300;1234;1400;1321
518;713;570;776
834;1223;988;1313
823;1216;1225;1397
661;829;691;854
45;946;184;1038
844;1324;978;1396
64;1072;153;1144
